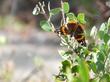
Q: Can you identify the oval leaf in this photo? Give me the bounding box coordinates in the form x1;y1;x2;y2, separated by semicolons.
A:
71;65;79;73
66;13;77;21
40;20;52;32
96;61;104;72
78;58;89;82
77;13;86;24
50;8;61;15
103;33;110;43
98;31;104;40
99;23;107;32
62;2;70;13
61;60;71;73
90;62;97;73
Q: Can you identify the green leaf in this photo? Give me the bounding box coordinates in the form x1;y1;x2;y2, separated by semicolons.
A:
97;52;105;62
98;44;108;55
40;20;52;32
71;65;79;73
77;13;86;24
83;47;90;56
62;2;70;13
78;58;89;82
96;61;104;72
61;60;71;73
99;23;107;32
66;13;77;21
98;31;104;40
50;8;61;15
89;62;97;73
99;74;110;82
64;50;73;55
103;33;110;43
98;31;110;43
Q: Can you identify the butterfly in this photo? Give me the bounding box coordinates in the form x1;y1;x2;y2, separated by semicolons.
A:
55;21;86;46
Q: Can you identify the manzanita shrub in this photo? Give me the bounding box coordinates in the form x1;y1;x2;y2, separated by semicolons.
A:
33;1;110;82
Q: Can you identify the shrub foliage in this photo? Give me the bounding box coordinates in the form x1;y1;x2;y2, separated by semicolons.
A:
33;1;110;82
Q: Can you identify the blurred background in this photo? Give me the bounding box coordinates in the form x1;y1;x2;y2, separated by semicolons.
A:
0;0;110;82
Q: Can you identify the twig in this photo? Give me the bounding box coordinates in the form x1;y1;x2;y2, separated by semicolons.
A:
48;2;51;12
61;0;66;25
48;2;51;22
33;2;49;20
38;1;45;14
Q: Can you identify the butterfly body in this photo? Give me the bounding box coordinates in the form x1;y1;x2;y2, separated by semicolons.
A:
58;21;86;46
